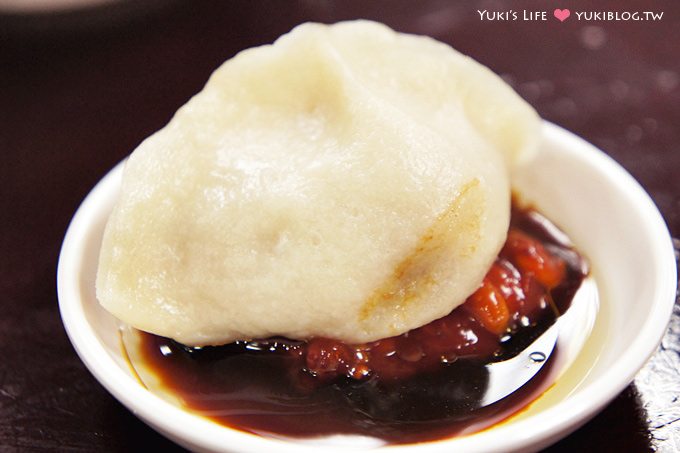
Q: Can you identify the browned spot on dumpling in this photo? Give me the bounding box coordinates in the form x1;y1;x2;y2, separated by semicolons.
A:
359;179;485;328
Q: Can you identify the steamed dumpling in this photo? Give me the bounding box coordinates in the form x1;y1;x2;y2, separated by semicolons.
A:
96;20;540;346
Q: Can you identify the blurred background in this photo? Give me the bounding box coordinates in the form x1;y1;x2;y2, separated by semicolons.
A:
1;0;678;451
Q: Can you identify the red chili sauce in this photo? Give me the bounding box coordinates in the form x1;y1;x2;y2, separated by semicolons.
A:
134;202;589;444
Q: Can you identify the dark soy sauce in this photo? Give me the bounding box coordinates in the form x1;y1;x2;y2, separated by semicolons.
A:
138;332;560;443
133;204;588;444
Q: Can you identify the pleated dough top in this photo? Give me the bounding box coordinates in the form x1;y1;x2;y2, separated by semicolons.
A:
96;20;540;346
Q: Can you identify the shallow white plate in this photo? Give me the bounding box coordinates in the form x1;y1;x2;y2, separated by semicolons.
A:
57;121;677;452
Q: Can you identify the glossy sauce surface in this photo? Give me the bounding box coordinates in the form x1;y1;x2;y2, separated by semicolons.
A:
133;203;588;444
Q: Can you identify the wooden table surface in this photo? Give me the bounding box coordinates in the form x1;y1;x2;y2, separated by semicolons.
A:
1;0;678;451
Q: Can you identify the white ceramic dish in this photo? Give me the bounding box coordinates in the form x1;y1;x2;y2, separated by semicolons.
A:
57;121;677;452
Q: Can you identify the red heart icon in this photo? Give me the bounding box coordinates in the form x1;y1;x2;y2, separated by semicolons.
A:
554;9;570;21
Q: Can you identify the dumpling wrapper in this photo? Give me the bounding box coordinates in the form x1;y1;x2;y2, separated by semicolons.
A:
96;20;540;346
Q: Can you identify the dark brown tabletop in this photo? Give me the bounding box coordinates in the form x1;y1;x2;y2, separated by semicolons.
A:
1;0;678;451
